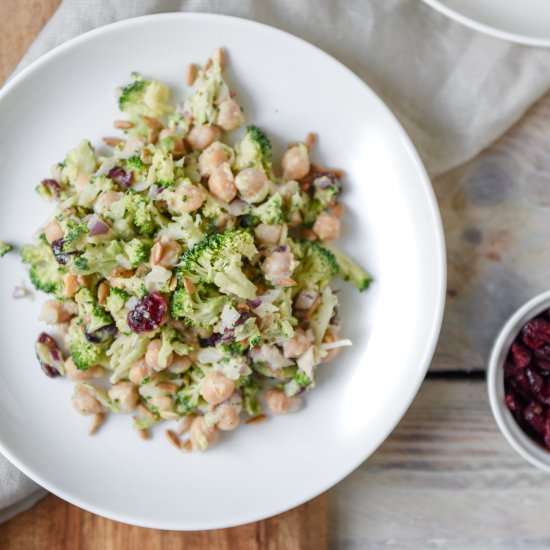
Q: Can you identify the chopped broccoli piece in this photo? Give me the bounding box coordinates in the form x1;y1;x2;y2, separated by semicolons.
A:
74;287;95;318
176;229;258;300
61;140;98;184
0;241;13;257
327;246;372;292
150;148;174;188
221;341;248;355
251;193;283;224
88;305;114;333
241;378;262;416
175;368;205;413
310;285;338;344
118;74;171;117
62;220;88;253
127;155;144;170
170;285;226;327
107;332;150;382
70;240;125;277
233;317;261;345
104;287;131;332
68;323;106;370
291;240;338;291
21;240;64;295
124;238;152;268
294;371;312;387
234;125;272;171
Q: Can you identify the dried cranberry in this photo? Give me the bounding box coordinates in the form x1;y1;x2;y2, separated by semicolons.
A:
127;292;167;334
526;367;543;393
535;344;550;362
538;358;550;372
85;322;117;343
505;391;518;412
42;179;61;198
108;166;134;189
511;342;531;368
523;318;550;350
50;238;76;265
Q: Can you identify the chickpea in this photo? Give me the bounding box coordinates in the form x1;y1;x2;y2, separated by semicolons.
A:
149;395;173;412
94;191;123;213
44;220;64;244
189;416;220;451
75;173;91;191
198;142;229;177
108;382;139;413
235;167;269;203
215;404;241;431
282;144;310;180
312;211;340;241
208;162;237;203
149;237;181;269
263;248;295;285
169;354;192;373
128;358;154;385
216;98;244;131
265;389;303;416
283;328;312;359
65;357;105;382
168;183;204;214
38;300;76;324
145;338;173;372
200;370;235;405
72;384;106;416
254;224;283;245
187;124;222;152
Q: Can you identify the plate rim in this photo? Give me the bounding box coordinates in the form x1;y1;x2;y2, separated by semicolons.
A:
421;0;550;47
0;11;447;530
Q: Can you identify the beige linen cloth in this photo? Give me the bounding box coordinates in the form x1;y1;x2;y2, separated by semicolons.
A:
2;0;550;524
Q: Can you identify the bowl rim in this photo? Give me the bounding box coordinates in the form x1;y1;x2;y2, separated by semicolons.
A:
488;288;550;472
0;12;447;529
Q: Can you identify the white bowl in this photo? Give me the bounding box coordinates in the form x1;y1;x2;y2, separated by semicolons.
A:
0;13;446;529
488;289;550;472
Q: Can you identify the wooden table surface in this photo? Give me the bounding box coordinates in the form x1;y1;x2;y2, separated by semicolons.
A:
3;1;550;549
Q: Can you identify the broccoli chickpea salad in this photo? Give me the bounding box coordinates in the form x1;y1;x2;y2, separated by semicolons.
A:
21;48;371;452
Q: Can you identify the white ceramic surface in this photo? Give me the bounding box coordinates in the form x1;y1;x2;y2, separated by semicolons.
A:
488;290;550;473
0;13;445;529
422;0;550;47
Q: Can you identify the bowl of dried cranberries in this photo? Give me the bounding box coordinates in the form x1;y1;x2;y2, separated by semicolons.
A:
488;289;550;471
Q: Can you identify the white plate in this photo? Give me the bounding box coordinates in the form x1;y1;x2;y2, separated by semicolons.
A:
0;13;445;530
422;0;550;47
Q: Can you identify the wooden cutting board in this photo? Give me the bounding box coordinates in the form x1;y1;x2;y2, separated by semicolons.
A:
0;1;328;548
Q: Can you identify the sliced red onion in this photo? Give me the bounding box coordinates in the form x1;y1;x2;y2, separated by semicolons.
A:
133;180;150;192
42;179;61;197
148;184;160;197
295;289;318;310
95;157;117;176
88;214;110;237
108;166;134;189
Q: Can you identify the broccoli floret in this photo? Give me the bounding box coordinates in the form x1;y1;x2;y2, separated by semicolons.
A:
74;287;95;318
70;240;125;277
127;155;144;170
68;323;106;370
118;74;171;117
107;332;150;382
294;371;312;387
104;287;131;332
88;305;114;333
21;240;64;295
327;246;372;292
221;341;248;355
170;285;226;327
125;238;152;268
251;193;283;224
151;148;174;188
241;378;262;416
62;220;88;253
233;317;261;345
105;193;158;237
134;197;157;234
176;229;258;300
175;368;205;413
291;240;338;291
234;125;272;171
61;140;98;185
109;276;147;298
0;241;13;257
161;212;204;247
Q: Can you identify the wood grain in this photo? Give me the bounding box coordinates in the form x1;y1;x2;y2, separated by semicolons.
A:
331;379;550;548
431;89;550;372
0;2;327;548
1;493;327;550
0;0;61;85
